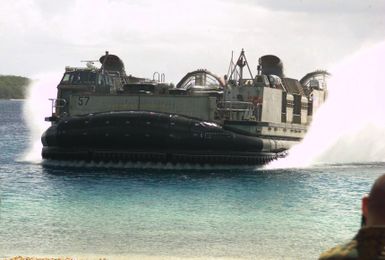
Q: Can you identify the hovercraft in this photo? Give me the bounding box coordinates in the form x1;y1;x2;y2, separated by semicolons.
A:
42;51;328;165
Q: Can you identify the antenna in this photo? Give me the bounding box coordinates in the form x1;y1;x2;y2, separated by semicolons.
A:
228;49;254;87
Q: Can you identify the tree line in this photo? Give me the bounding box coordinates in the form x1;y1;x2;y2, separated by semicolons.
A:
0;75;30;99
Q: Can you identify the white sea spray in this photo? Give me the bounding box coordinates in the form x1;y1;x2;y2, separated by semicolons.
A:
267;41;385;169
22;72;61;163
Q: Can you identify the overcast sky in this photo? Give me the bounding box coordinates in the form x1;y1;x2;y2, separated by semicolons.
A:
1;0;384;83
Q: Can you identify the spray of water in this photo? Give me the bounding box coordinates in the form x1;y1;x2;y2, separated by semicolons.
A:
22;72;61;163
267;41;385;169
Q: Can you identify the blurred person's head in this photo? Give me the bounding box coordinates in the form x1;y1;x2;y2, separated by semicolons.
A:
362;174;385;226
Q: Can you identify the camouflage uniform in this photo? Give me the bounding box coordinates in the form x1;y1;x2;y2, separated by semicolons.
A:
319;227;385;259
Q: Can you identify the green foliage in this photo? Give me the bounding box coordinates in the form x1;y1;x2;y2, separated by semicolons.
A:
0;75;30;99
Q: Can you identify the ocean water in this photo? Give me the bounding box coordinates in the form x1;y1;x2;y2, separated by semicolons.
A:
1;99;384;259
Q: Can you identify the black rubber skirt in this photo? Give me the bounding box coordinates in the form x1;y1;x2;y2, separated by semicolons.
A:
41;111;280;165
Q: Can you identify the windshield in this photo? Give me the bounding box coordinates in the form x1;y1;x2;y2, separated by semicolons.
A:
60;71;97;85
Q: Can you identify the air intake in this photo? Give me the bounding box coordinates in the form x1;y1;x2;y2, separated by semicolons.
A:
259;55;284;78
99;52;126;75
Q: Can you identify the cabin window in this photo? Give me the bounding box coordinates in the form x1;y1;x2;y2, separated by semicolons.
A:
97;74;114;87
105;75;114;87
97;74;105;85
60;71;96;85
61;73;71;84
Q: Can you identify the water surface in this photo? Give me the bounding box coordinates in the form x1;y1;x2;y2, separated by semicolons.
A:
0;100;383;259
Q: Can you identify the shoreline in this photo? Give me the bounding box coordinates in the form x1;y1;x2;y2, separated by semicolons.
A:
2;256;247;260
0;98;25;100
